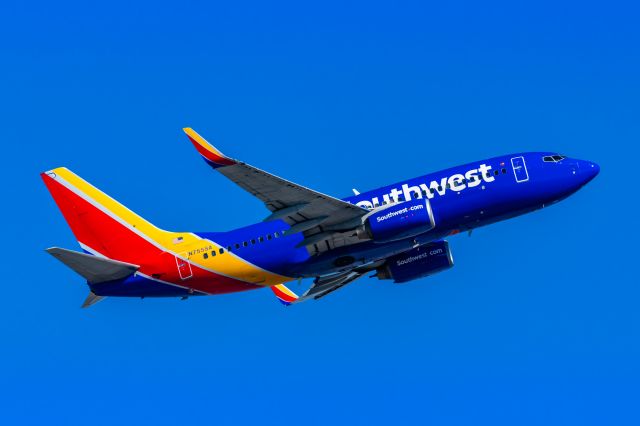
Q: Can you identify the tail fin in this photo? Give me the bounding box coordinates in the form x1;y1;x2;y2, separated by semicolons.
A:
41;167;180;265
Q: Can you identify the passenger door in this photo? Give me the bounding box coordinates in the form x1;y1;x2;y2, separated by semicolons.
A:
511;156;529;183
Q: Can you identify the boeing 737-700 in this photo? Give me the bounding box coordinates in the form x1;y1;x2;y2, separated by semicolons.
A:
42;129;599;307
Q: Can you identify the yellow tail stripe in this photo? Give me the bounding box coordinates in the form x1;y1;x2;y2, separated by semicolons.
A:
50;167;292;286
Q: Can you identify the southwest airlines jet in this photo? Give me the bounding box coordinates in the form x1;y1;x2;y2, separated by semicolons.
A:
42;129;599;307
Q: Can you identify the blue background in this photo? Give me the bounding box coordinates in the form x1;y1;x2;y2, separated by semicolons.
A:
2;1;639;424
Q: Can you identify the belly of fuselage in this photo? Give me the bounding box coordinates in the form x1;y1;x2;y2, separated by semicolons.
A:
90;273;264;298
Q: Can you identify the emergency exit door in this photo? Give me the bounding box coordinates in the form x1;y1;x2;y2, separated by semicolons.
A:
176;254;193;280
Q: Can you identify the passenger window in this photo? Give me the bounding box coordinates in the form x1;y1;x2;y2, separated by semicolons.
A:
251;239;256;244
502;168;506;174
438;186;442;191
274;232;280;238
267;235;272;240
494;170;499;176
243;241;248;247
203;253;208;259
211;251;216;257
235;243;240;249
219;248;225;254
258;237;264;243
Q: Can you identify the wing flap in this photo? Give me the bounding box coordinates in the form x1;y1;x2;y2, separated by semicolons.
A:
270;270;369;305
296;271;363;302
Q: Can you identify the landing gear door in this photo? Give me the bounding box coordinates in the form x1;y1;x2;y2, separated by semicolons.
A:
176;254;193;280
511;156;529;183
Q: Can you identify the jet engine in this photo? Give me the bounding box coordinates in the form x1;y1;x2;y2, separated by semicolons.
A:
357;198;435;243
375;240;454;283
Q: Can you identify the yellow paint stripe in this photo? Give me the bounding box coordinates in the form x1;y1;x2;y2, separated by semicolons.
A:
50;167;291;285
183;127;230;159
273;283;299;299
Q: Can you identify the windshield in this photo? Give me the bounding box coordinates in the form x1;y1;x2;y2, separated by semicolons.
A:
542;155;566;163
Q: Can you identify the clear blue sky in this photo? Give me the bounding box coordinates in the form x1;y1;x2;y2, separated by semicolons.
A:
2;1;639;424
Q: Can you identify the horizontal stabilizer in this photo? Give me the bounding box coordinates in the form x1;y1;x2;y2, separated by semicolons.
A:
82;291;106;308
46;247;139;284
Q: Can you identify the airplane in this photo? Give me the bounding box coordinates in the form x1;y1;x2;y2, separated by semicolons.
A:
41;128;600;308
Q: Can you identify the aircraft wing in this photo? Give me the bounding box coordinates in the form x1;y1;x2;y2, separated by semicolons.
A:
270;260;385;304
184;128;369;251
271;272;366;305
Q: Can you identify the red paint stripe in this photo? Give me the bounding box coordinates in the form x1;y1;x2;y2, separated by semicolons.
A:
42;173;258;295
272;287;297;303
186;135;236;166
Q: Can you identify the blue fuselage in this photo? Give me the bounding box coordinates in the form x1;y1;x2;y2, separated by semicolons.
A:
196;152;599;279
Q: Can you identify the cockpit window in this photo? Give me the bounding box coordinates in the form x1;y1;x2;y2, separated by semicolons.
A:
543;155;566;163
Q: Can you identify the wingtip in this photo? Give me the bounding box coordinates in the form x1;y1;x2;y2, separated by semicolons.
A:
182;128;236;168
270;284;299;306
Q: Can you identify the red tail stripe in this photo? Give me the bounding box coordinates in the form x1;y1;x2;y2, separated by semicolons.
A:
41;173;258;295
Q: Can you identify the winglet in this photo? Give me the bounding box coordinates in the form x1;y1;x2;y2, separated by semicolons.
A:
270;284;299;306
183;128;237;168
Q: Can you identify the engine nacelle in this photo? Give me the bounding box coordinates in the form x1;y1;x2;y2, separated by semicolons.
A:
358;198;435;243
375;241;454;283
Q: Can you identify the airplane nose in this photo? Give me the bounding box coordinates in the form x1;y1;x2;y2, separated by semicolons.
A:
581;160;600;184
